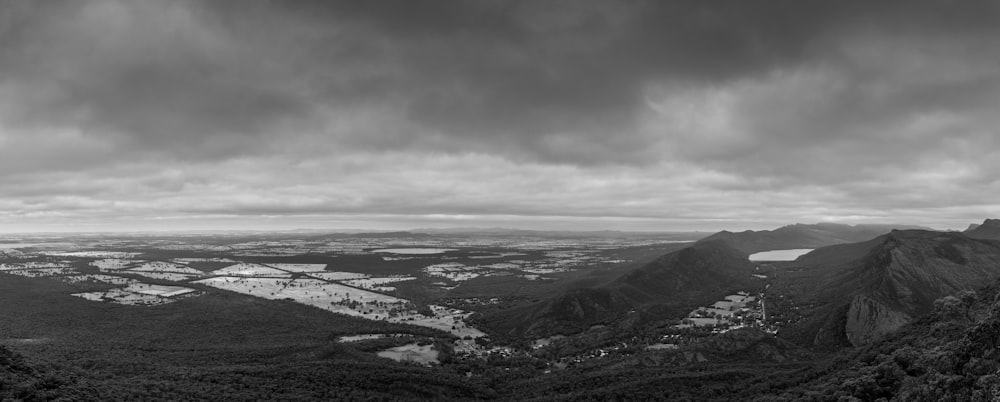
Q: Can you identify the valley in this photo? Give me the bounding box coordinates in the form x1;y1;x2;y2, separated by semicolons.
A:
0;231;695;364
3;221;1000;400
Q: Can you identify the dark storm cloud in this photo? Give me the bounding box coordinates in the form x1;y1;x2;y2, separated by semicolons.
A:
7;0;997;166
3;0;1000;231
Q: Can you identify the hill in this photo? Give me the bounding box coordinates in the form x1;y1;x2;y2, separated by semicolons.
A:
965;218;1000;240
476;241;762;339
771;230;1000;349
763;279;1000;401
701;223;925;254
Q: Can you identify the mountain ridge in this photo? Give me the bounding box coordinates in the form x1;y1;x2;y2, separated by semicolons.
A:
476;240;761;339
701;222;928;254
773;229;1000;348
965;218;1000;240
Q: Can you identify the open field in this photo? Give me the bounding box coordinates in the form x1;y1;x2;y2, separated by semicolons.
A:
131;261;203;275
268;263;328;272
91;258;139;270
376;343;439;365
0;231;689;354
372;248;457;254
211;263;293;277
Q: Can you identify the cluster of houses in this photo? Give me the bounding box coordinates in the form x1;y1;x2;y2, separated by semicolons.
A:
675;291;765;333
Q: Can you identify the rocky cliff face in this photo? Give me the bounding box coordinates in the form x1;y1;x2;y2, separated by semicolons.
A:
844;294;911;346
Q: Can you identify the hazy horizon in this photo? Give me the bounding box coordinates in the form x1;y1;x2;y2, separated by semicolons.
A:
0;218;970;236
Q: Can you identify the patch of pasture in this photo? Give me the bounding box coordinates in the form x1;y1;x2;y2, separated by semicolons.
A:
194;276;488;339
125;283;197;297
704;308;735;317
520;267;570;274
210;263;293;277
381;256;416;261
338;333;407;343
372;248;457;255
45;251;138;258
130;261;203;275
341;276;416;290
71;288;179;306
194;277;403;305
532;335;565;349
128;272;196;282
0;262;69;270
284;278;404;304
306;271;370;281
193;276;293;297
423;263;482;282
479;263;521;270
90;259;139;270
376;343;439;365
388;305;487;339
1;267;77;277
688;317;721;327
171;258;236;263
60;274;139;286
268;263;327;273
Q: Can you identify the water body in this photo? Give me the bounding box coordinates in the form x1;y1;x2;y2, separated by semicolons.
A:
748;249;814;262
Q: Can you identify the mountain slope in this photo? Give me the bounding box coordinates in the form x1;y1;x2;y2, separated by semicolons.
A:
773;230;1000;348
702;223;924;254
765;279;1000;401
965;218;1000;240
611;240;758;303
476;241;762;339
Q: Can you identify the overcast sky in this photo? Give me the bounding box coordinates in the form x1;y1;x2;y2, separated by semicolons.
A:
1;0;999;233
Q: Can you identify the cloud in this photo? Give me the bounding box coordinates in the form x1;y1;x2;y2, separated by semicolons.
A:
1;0;1000;231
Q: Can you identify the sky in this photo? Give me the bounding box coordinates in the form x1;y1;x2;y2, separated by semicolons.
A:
1;0;999;233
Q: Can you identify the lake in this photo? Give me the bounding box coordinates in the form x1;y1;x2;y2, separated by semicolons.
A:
748;249;813;261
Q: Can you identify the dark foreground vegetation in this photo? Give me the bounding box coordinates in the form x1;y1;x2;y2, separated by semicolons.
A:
4;269;1000;401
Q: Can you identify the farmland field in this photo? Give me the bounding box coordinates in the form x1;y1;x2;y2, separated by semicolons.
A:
0;230;692;359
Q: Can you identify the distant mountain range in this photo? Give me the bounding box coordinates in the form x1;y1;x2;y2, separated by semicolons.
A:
480;220;1000;352
412;227;708;240
701;222;930;254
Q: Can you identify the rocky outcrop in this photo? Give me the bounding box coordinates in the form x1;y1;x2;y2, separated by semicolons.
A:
845;294;911;346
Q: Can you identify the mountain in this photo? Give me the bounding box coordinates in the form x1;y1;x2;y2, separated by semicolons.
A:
476;240;762;339
965;218;1000;240
766;279;1000;401
772;229;1000;349
701;223;927;254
